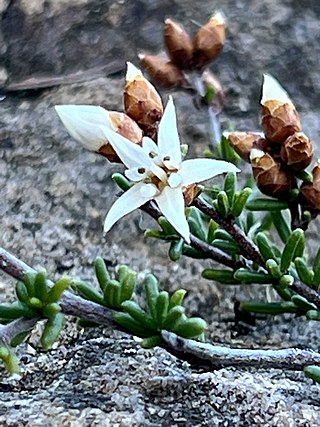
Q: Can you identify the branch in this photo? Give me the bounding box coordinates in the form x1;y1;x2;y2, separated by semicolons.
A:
1;247;320;375
161;331;320;370
193;197;264;265
140;201;243;269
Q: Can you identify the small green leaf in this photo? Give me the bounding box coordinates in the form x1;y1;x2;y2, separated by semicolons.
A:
47;276;71;303
172;317;207;338
224;172;236;205
112;173;132;191
234;269;273;284
113;312;151;337
270;211;291;244
119;271;136;303
72;280;104;305
104;280;121;309
240;301;297;314
256;233;277;262
207;219;219;244
169;238;184;261
0;347;20;375
121;301;157;331
216;191;229;217
265;259;282;279
280;229;305;272
304;365;320;383
163;306;185;329
202;269;239;284
155;291;169;327
141;335;163;348
246;198;288;211
294;258;314;287
43;303;61;318
15;281;29;304
94;257;111;291
231;187;252;217
40;312;65;351
143;274;159;320
168;289;187;310
291;295;317;312
34;270;48;302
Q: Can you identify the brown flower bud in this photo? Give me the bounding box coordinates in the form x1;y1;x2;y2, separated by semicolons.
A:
183;184;201;206
164;18;193;69
224;131;266;163
280;132;313;171
139;53;188;88
300;161;320;211
192;11;225;70
124;63;163;136
260;74;301;143
250;148;293;198
97;111;143;163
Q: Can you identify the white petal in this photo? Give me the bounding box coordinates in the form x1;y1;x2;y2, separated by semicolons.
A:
168;173;182;188
126;62;143;82
140;183;158;198
155;186;190;243
104;182;152;232
142;136;159;156
158;97;182;166
100;125;151;169
125;167;148;182
180;159;240;186
261;74;290;105
55;105;111;151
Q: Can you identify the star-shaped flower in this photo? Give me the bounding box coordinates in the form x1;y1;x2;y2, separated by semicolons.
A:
100;96;239;243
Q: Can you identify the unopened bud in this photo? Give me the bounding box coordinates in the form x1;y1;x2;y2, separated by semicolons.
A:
280;132;313;171
192;11;226;70
261;74;301;143
300;161;320;211
224;131;266;163
98;111;143;163
124;62;163;136
139;53;188;88
250;148;293;198
164;18;193;69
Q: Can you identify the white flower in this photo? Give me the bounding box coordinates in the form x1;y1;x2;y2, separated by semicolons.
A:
101;97;240;243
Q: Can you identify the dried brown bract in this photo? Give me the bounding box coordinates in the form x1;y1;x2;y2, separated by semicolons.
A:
225;131;266;163
250;149;293;198
164;18;194;69
139;53;188;88
300;162;320;211
124;63;163;137
192;12;226;70
280;132;313;172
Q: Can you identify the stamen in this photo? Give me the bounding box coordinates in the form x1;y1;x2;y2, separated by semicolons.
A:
163;155;171;161
138;167;146;174
149;151;157;158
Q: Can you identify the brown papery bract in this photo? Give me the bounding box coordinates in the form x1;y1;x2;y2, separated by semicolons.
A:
280;132;313;172
192;14;225;70
300;162;320;211
261;100;301;144
226;131;266;163
124;74;163;138
140;54;188;88
251;150;293;198
164;18;194;69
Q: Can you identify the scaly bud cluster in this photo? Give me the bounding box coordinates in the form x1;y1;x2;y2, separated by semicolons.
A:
140;12;225;93
225;75;314;201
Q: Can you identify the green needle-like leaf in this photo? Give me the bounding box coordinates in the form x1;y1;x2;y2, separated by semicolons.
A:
280;229;305;272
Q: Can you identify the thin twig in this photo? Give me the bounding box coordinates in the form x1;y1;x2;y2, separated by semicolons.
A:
1;247;320;374
193;197;264;265
140;201;242;268
161;331;320;370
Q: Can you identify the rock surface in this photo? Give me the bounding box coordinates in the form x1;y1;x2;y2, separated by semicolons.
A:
0;0;320;425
